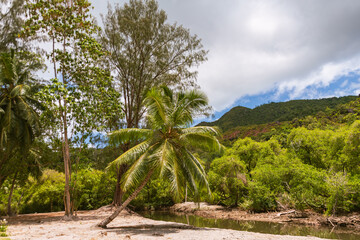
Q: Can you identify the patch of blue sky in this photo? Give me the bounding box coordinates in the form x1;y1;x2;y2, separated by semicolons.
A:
195;71;360;125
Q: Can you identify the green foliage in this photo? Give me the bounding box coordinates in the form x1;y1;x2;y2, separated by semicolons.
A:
4;108;360;216
325;172;351;215
24;0;123;140
72;168;114;210
0;50;44;190
246;181;277;212
287;127;332;168
342;121;360;174
131;178;174;209
0;219;7;237
0;50;43;147
0;0;26;51
24;0;124;215
1;169;115;214
208;155;247;206
21;170;65;213
347;175;360;212
287;164;328;211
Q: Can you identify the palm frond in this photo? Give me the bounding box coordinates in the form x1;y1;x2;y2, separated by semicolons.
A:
109;128;152;145
145;87;167;126
10;84;30;97
183;149;211;195
152;139;176;178
181;126;221;135
3;100;11;127
0;97;7;107
122;151;149;191
108;139;152;169
180;132;223;152
122;142;161;191
176;145;210;195
170;90;208;126
167;155;185;199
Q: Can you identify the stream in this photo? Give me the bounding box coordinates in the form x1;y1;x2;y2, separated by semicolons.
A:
140;211;360;240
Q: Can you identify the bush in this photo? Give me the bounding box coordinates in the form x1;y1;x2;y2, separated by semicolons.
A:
21;170;65;213
246;181;277;212
208;155;247;206
0;219;7;236
130;178;174;210
72;168;114;210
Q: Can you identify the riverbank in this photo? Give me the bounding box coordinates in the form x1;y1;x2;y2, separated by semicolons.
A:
171;202;360;232
4;206;332;240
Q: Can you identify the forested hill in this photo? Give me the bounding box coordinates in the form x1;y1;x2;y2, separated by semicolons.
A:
198;96;358;131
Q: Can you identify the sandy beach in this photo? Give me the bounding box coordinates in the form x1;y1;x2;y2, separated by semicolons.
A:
3;206;334;240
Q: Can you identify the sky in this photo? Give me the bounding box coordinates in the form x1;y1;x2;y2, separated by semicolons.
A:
90;0;360;120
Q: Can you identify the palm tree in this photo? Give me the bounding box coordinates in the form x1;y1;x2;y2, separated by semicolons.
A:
97;86;222;228
0;50;42;187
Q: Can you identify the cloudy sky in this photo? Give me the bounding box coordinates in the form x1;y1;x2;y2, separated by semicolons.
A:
90;0;360;117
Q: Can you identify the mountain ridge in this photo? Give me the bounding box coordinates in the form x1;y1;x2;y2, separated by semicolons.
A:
198;96;358;131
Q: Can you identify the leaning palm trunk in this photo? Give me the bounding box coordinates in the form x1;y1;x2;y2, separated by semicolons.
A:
97;169;154;228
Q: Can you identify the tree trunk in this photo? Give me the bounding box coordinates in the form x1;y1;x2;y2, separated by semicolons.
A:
61;98;72;218
0;151;10;189
112;165;126;206
63;128;72;217
112;144;129;206
97;169;154;228
7;172;17;216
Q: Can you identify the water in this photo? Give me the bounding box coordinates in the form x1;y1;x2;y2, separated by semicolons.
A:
140;211;360;240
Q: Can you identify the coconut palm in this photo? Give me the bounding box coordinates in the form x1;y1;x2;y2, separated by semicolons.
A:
0;50;41;147
0;50;42;187
97;86;222;228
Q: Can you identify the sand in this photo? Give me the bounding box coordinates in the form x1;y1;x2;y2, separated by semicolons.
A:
3;206;333;240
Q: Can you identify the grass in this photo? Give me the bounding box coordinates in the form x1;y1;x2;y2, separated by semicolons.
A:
0;219;7;238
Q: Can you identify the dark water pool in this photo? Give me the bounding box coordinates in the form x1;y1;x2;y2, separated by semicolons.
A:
140;211;360;240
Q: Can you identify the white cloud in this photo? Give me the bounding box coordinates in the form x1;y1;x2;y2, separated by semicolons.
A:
91;0;360;111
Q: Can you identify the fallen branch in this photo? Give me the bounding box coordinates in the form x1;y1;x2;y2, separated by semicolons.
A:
277;210;295;217
327;218;335;228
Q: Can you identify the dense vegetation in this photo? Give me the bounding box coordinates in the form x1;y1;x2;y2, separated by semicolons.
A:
198;96;358;131
2;96;360;217
1;0;360;220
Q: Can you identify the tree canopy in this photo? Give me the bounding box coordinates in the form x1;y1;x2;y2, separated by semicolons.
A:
101;0;208;128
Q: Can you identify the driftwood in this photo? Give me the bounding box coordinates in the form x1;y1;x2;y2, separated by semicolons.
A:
276;210;296;217
327;218;335;227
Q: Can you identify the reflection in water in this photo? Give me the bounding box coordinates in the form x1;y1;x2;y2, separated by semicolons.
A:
140;211;360;240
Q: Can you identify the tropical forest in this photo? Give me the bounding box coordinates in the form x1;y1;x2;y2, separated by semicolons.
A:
1;0;360;239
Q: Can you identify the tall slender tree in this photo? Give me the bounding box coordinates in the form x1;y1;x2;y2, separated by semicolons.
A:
24;0;122;218
101;0;208;205
97;87;221;228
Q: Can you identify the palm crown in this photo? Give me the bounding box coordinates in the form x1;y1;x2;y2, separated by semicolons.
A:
109;86;222;197
0;50;41;148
